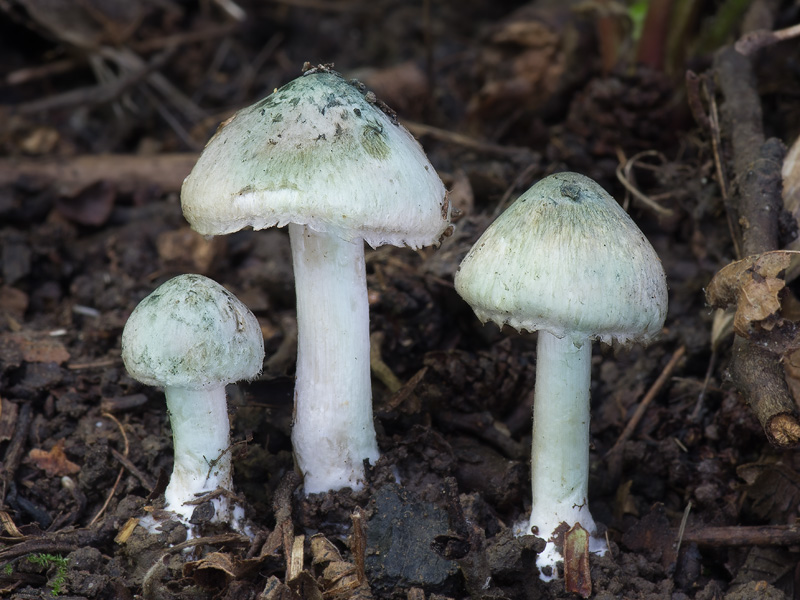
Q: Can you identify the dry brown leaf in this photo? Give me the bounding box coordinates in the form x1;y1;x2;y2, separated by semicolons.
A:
309;533;372;599
563;523;591;598
310;533;342;565
114;517;139;544
320;561;360;592
286;534;305;583
0;510;24;537
260;575;297;600
737;462;800;524
28;439;80;477
705;251;800;337
6;331;70;364
183;552;237;587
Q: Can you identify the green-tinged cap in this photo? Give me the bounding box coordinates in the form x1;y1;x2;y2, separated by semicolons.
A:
122;274;264;389
455;172;668;345
181;68;449;249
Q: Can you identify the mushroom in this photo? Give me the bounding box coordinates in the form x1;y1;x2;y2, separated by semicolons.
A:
121;274;264;532
180;66;450;494
454;172;667;578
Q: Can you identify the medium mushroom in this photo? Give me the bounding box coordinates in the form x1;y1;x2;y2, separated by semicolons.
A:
454;172;667;578
181;66;450;494
121;274;264;532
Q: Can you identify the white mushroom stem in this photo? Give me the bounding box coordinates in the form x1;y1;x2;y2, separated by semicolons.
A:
163;385;232;522
529;330;607;579
288;223;381;494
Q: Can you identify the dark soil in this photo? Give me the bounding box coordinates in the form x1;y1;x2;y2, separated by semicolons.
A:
2;1;800;599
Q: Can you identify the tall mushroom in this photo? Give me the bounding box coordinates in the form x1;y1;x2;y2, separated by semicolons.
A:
121;274;264;532
454;172;667;578
181;66;450;494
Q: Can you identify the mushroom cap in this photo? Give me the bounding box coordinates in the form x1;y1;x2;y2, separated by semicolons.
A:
181;68;449;249
454;172;668;345
122;274;264;390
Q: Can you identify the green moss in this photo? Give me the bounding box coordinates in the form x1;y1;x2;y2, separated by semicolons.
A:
28;553;69;597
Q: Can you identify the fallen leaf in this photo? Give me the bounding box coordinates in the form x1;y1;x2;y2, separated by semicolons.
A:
737;462;800;524
260;576;295;600
183;552;236;587
6;331;70;364
28;439;80;476
706;251;800;337
563;523;591;598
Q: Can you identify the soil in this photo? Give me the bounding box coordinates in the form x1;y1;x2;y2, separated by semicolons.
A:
1;1;800;599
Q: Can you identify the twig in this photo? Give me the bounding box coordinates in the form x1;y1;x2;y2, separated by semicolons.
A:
728;336;800;447
704;75;740;259
370;331;403;393
6;24;238;86
403;120;535;158
110;448;155;491
12;48;171;115
88;413;129;526
713;45;800;448
0;525;116;561
605;346;686;459
68;358;120;370
682;524;800;547
0;153;197;193
100;46;206;123
492;162;539;219
350;508;367;584
615;150;675;217
735;22;800;56
689;350;717;422
675;501;692;556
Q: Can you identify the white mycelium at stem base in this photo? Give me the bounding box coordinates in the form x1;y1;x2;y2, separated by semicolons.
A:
180;66;450;494
163;386;233;522
454;172;667;579
289;223;379;493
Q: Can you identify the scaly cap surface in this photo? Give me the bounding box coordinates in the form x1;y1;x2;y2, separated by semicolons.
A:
181;68;449;249
122;274;264;389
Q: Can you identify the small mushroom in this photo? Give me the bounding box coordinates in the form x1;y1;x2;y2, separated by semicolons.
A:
454;172;667;578
181;67;450;494
121;274;264;533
